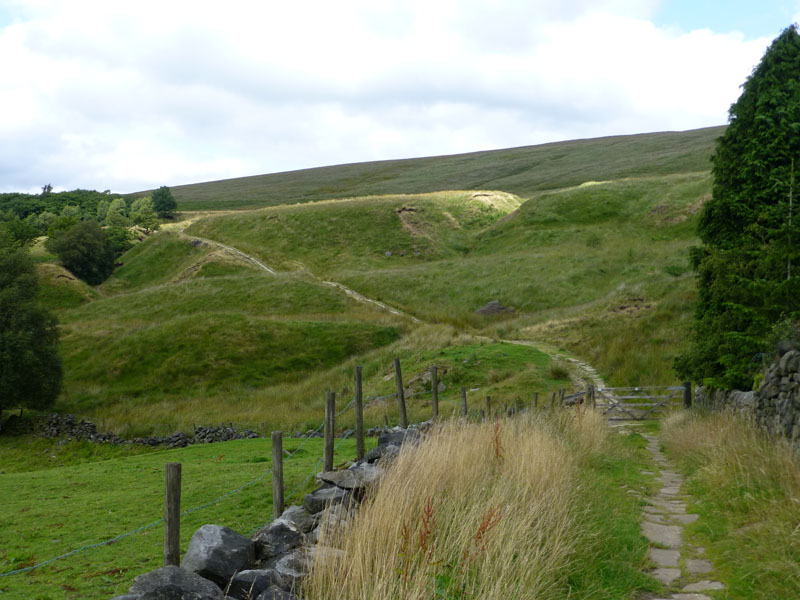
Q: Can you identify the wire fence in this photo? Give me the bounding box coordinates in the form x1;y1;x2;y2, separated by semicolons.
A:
1;379;590;579
0;398;357;579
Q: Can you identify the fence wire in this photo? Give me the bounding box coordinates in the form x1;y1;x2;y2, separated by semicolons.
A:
0;398;356;579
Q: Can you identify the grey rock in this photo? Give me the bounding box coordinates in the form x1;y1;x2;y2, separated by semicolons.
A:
255;585;300;600
252;519;304;561
377;427;419;447
685;558;714;575
363;443;399;464
227;569;281;600
308;504;351;544
181;525;253;588
272;548;309;591
319;463;383;490
129;565;223;600
111;596;141;600
651;567;681;586
649;548;680;568
682;580;726;592
303;486;351;514
279;505;316;534
779;350;800;374
476;300;514;315
641;521;682;548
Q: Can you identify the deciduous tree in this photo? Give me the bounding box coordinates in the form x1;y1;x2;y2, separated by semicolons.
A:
46;221;116;285
0;240;61;430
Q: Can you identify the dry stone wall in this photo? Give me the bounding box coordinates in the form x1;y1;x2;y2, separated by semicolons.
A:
694;349;800;446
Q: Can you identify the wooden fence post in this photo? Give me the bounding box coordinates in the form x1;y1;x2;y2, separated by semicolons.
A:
486;396;492;417
683;382;692;409
271;432;284;519
534;392;539;409
324;392;335;472
461;387;468;416
588;385;595;410
355;367;364;461
394;358;408;428
550;392;556;408
430;365;439;421
164;462;181;567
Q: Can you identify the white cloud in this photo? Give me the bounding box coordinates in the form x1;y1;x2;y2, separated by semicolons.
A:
0;0;772;192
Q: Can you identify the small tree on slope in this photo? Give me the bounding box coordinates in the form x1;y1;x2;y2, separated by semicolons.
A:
676;25;800;389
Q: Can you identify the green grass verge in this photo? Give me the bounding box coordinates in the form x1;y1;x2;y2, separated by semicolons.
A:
661;411;800;599
565;427;664;598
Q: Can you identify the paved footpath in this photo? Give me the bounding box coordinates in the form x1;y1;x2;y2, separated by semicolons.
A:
638;432;726;600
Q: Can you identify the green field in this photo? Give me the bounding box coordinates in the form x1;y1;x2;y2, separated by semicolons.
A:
0;434;363;599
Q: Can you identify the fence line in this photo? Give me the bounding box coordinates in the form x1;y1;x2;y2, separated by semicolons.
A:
0;398;356;579
1;357;629;580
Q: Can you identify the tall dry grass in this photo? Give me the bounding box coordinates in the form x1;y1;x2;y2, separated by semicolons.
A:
661;410;800;597
305;411;608;599
661;411;800;504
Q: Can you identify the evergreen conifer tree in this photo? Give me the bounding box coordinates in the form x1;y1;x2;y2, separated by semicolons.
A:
677;25;800;389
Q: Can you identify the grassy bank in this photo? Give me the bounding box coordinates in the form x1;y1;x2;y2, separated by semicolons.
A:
306;411;660;599
661;411;800;598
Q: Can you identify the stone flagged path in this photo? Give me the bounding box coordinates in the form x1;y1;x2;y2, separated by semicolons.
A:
639;433;725;600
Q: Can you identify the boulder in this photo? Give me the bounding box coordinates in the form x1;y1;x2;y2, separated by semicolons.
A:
319;463;383;490
279;505;316;534
227;569;282;600
363;443;400;464
476;300;514;315
303;486;350;515
181;525;253;588
307;504;352;544
252;519;305;561
377;427;419;447
780;350;800;375
271;548;309;591
128;565;223;600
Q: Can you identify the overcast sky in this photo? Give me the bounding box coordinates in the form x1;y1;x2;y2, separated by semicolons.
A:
1;1;796;194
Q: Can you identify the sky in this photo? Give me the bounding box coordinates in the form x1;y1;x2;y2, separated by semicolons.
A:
0;1;797;194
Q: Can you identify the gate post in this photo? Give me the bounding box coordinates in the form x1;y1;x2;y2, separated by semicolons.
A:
683;382;692;408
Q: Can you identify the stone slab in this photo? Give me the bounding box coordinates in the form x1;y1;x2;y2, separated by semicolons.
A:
685;559;713;575
652;567;682;585
671;513;699;525
642;521;682;548
650;548;680;568
682;580;725;592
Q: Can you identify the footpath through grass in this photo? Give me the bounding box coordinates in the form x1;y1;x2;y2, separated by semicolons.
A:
0;436;363;600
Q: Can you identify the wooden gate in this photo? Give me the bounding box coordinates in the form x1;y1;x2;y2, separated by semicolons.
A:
594;385;686;420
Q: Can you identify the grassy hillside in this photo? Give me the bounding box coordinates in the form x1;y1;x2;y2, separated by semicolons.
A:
166;127;722;210
186;174;709;386
26;127;722;430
